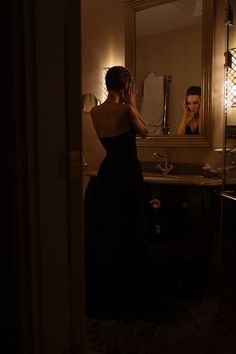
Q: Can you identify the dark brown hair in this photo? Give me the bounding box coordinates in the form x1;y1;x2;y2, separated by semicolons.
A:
186;86;201;96
105;66;132;91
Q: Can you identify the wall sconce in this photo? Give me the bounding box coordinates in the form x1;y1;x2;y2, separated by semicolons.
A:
225;48;236;109
102;67;111;102
82;93;101;113
224;0;234;112
223;0;236;166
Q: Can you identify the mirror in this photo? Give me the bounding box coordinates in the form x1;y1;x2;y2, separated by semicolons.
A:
125;0;214;146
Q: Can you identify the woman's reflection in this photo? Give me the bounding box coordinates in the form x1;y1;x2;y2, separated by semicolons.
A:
177;86;201;135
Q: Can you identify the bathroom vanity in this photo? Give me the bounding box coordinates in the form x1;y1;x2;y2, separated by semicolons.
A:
86;170;222;297
142;172;222;297
143;172;221;253
219;191;236;333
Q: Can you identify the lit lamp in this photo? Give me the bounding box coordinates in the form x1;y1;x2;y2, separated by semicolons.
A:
225;48;236;110
102;67;111;102
224;0;235;112
223;0;235;181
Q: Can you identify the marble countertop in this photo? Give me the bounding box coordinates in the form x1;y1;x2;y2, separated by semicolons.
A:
221;190;236;201
86;170;222;187
142;171;222;186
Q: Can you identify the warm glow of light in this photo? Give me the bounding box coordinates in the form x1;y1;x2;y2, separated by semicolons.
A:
101;67;110;103
225;76;236;109
225;48;236;110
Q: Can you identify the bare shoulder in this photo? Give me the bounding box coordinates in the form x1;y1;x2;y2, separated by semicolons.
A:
90;105;100;117
122;103;134;114
123;103;139;118
90;105;104;124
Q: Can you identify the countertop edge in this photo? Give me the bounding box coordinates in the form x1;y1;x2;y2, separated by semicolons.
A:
85;171;222;187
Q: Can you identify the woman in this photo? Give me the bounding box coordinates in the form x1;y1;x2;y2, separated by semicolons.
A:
84;66;148;320
177;86;201;135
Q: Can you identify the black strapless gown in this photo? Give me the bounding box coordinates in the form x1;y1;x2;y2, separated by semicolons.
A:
84;129;147;318
186;124;199;134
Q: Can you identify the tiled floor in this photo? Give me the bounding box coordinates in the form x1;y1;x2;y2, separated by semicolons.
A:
85;295;236;354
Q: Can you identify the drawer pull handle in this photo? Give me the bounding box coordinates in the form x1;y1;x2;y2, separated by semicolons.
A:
149;198;161;209
181;201;189;208
155;224;161;234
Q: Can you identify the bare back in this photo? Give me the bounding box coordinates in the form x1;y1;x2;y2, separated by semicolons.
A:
90;102;132;138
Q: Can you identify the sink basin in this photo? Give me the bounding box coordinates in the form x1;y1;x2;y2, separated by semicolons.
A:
143;172;204;179
143;172;189;178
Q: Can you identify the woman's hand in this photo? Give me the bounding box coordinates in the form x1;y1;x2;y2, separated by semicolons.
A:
124;82;137;107
183;98;189;114
199;101;202;118
182;98;193;124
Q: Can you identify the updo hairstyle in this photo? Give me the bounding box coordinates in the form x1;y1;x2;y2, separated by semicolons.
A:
186;86;201;96
105;66;132;92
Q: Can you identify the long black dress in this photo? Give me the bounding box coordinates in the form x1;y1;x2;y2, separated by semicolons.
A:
84;128;147;318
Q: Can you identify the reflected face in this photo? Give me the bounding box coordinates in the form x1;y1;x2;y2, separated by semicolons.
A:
186;95;201;115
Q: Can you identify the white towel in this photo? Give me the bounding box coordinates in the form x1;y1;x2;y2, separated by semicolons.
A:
140;72;164;135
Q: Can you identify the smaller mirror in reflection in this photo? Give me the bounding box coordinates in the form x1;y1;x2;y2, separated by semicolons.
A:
177;86;201;135
82;93;101;113
140;72;172;135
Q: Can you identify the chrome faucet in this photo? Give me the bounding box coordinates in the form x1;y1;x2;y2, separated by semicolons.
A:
153;152;173;176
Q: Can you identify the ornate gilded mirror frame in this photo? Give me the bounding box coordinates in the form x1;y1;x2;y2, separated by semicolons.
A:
124;0;214;147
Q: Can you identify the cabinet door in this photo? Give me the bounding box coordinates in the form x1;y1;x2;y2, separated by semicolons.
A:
145;183;221;295
146;184;204;245
219;197;236;332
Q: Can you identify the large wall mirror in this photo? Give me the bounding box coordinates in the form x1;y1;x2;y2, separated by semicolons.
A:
125;0;214;146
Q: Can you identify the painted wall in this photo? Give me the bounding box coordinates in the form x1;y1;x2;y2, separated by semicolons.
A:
82;0;234;179
136;24;201;135
82;0;125;182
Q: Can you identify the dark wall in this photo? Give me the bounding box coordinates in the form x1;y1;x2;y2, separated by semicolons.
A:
3;0;32;353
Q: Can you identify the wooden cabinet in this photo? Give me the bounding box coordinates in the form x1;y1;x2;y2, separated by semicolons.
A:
144;182;221;298
219;194;236;333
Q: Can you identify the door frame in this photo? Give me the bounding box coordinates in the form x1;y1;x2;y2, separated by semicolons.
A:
6;0;85;353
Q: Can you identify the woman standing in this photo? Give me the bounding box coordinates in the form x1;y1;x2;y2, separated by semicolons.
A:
84;66;148;320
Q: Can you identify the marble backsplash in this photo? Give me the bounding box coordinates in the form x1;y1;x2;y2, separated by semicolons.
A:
141;161;213;176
